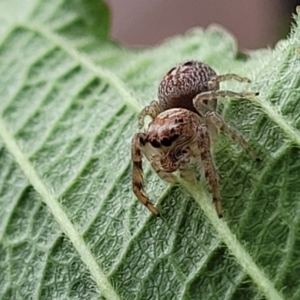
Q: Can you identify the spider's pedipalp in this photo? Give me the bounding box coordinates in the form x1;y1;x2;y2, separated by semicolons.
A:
151;159;176;183
131;133;159;215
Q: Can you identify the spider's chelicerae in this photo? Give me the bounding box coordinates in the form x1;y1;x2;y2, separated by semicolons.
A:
131;60;259;217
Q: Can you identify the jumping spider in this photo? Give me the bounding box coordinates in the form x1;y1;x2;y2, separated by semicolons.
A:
131;60;259;217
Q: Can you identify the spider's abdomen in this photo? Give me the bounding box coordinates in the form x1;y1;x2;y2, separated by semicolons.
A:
158;60;217;113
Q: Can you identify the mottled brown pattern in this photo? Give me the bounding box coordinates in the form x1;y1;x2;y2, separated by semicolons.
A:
133;60;259;217
158;61;218;113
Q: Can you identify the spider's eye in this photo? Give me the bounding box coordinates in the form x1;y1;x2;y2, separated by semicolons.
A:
175;118;184;123
171;134;179;141
161;138;172;147
183;61;194;66
139;136;146;146
161;134;179;147
150;140;161;148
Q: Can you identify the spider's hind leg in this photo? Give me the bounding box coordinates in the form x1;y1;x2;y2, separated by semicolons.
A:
192;91;259;161
193;90;258;115
206;112;259;161
208;73;251;90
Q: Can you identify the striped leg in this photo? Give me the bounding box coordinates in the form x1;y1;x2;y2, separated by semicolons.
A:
131;133;159;215
193;91;260;161
206;112;260;161
208;74;251;90
193;90;258;115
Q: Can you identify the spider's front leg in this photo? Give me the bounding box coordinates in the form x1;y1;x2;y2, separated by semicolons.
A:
138;100;163;129
193;91;260;161
131;133;159;215
196;125;222;217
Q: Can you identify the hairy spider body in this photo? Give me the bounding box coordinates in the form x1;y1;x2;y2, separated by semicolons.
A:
158;61;218;114
132;60;259;217
132;108;221;216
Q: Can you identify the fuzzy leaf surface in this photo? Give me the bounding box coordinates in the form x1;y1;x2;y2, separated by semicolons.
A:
0;1;299;300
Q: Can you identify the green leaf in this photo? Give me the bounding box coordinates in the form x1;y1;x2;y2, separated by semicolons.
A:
0;1;299;299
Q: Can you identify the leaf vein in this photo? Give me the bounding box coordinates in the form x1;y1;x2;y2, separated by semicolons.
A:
20;22;142;113
0;119;121;300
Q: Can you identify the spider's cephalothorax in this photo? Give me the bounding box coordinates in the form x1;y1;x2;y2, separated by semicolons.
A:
132;60;259;217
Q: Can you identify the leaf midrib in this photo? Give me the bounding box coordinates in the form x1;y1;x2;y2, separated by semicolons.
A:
0;21;289;300
0;118;122;300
